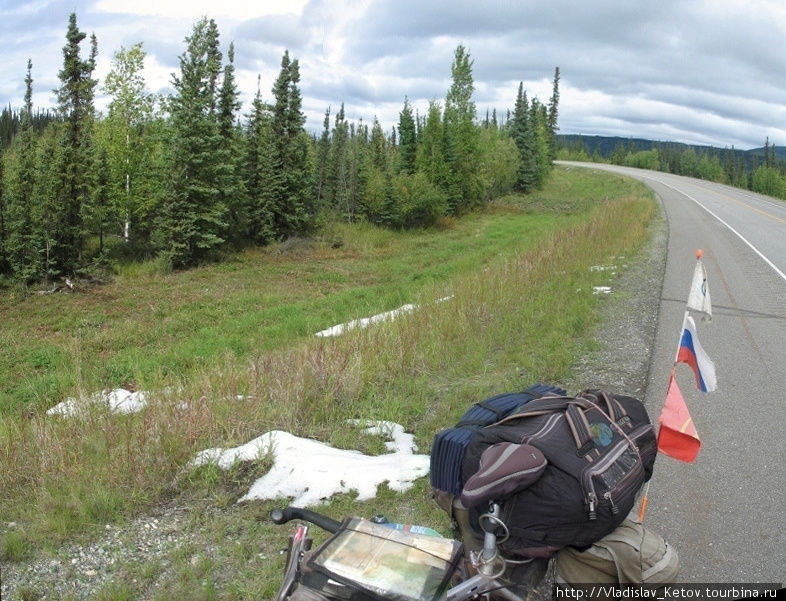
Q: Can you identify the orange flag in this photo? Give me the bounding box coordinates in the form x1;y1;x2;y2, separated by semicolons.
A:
657;374;701;462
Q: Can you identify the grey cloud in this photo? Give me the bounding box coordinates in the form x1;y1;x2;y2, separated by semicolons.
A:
3;0;786;149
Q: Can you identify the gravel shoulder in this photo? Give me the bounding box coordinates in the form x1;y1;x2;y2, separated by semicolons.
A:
1;196;668;601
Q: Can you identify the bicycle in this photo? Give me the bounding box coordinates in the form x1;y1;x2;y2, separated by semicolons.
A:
271;502;543;601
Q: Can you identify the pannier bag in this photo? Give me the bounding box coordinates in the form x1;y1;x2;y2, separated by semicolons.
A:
462;390;657;558
430;383;567;497
301;517;462;601
555;519;679;585
429;383;566;591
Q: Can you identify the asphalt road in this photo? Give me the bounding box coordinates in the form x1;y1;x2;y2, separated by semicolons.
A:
562;162;786;584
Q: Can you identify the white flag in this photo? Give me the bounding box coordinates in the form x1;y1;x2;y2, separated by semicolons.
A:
687;260;711;320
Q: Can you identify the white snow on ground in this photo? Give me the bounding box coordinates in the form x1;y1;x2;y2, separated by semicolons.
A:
590;264;617;272
47;388;149;416
315;296;454;338
192;420;430;506
314;304;417;337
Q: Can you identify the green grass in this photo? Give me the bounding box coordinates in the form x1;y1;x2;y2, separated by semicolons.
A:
0;166;656;599
0;528;30;562
2;204;581;416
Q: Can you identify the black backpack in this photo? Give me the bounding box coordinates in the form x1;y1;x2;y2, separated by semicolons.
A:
461;390;656;559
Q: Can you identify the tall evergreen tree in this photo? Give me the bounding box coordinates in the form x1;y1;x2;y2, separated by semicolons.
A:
530;98;551;187
157;17;228;267
345;122;366;222
443;44;481;213
314;106;331;210
370;117;387;172
397;97;416;175
546;66;560;162
4;59;41;281
55;13;98;274
216;42;246;240
85;148;112;254
33;123;64;284
511;82;538;192
328;102;349;216
244;78;275;243
269;50;311;236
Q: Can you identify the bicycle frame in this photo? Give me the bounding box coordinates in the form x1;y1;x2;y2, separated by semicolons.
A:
274;522;310;601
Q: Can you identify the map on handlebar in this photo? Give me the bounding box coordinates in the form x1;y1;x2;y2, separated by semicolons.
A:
309;518;463;601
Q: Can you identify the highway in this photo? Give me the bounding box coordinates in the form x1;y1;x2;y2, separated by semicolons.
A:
563;162;786;583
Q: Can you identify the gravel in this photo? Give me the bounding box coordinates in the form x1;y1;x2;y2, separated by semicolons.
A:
0;203;667;601
1;506;211;600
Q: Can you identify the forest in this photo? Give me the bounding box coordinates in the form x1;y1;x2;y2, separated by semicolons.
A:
0;13;560;285
557;133;786;199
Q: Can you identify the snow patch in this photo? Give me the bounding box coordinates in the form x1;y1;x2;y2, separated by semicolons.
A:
590;264;617;272
47;388;149;416
315;296;454;338
192;420;430;507
315;304;417;337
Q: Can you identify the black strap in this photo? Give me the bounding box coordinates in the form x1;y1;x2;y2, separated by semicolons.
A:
566;403;595;455
492;396;595;427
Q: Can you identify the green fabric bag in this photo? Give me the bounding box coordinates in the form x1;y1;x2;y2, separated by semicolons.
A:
556;519;679;585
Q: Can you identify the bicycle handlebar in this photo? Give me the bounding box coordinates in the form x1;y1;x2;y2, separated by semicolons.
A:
270;506;342;534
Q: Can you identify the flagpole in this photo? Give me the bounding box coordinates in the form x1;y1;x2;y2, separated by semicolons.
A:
638;249;704;523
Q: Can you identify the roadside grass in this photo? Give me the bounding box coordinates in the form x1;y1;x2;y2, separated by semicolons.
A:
2;208;575;416
0;166;655;599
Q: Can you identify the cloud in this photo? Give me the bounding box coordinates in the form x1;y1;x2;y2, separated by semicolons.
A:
3;0;786;149
93;0;309;19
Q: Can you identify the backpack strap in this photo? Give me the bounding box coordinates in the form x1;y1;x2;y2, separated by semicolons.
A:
565;403;596;456
500;396;596;421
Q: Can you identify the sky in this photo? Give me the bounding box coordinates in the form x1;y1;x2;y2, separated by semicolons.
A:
2;0;786;150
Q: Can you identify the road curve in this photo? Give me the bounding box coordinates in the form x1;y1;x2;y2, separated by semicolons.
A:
561;162;786;584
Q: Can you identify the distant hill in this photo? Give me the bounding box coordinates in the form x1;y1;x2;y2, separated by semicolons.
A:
557;134;786;166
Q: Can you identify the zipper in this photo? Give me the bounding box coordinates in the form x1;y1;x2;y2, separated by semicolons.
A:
587;492;598;521
581;439;642;519
603;491;619;515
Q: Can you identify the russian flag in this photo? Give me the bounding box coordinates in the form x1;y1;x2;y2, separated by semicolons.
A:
676;314;717;392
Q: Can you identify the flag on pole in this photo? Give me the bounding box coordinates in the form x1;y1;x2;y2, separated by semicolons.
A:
657;374;701;462
677;313;717;392
686;258;712;320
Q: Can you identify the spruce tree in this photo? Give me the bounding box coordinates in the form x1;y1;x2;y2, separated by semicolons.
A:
530;98;551;187
244;78;275;243
397;98;416;175
157;17;228;267
55;13;98;275
511;83;538;193
328;103;349;216
33;124;64;284
269;50;311;237
86;148;111;254
370;117;387;172
443;44;481;213
5;60;41;281
546;67;560;162
314;107;331;210
216;42;246;241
